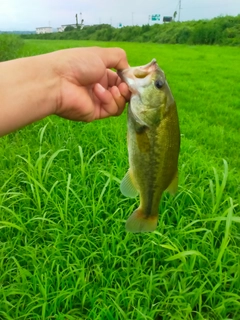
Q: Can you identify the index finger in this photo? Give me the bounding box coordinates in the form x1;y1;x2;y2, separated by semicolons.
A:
95;47;129;70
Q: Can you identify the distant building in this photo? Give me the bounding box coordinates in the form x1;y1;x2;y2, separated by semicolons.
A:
57;24;78;32
36;27;52;34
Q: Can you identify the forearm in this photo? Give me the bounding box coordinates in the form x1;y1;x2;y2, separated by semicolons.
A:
0;55;57;136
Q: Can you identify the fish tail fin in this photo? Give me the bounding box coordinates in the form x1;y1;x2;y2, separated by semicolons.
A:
126;208;158;233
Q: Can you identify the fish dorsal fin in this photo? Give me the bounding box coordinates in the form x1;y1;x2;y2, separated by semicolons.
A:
166;170;178;195
120;169;139;198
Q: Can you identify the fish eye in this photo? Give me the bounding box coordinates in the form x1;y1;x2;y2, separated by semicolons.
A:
155;79;164;89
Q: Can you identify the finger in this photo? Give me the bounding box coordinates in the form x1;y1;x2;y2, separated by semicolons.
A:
94;83;119;117
99;69;127;89
118;82;131;101
109;86;127;116
106;69;122;87
95;48;129;70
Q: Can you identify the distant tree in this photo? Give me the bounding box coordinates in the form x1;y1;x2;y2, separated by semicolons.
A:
173;11;177;20
64;26;75;32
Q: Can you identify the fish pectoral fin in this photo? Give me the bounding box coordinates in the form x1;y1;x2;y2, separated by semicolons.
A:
166;170;178;195
120;169;138;198
126;208;158;233
129;103;149;133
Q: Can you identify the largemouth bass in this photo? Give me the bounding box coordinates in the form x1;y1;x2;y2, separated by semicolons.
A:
118;59;180;233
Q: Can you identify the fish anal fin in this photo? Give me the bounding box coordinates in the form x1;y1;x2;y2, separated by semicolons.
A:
166;170;178;195
126;208;158;233
120;169;138;198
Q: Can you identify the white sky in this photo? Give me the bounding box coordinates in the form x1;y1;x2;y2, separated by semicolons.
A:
0;0;239;31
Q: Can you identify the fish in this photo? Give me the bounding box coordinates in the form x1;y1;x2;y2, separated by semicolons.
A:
118;59;180;233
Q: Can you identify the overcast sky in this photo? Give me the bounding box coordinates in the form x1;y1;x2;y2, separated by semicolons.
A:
0;0;239;31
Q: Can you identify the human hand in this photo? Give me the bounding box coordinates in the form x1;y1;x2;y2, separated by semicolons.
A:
0;47;130;137
49;47;131;122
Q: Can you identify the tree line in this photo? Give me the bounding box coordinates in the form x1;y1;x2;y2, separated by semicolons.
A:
22;15;240;46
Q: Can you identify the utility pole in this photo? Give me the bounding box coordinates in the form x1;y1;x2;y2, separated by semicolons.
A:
80;12;84;28
178;0;182;21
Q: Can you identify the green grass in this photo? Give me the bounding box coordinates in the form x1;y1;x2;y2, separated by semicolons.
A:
0;40;240;319
0;34;24;61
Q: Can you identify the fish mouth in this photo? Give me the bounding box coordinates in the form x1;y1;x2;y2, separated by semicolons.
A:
118;59;158;93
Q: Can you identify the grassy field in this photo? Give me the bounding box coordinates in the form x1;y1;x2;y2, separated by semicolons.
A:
0;40;240;319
